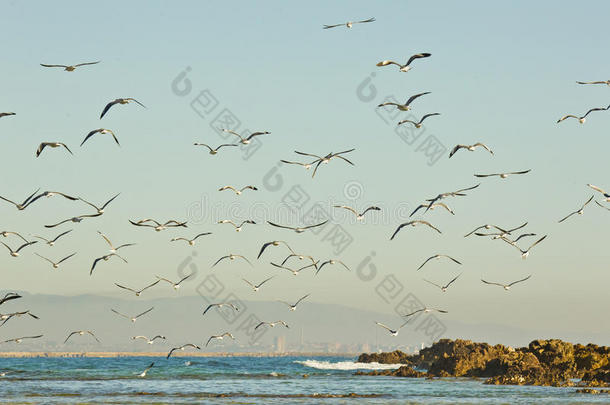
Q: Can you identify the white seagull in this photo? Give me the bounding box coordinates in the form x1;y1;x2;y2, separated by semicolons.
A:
64;330;100;344
1;241;37;257
132;335;166;344
129;218;187;232
449;143;494;158
397;113;441;128
36;142;73;157
503;235;548;259
212;253;252;267
375;320;409;336
40;61;100;71
0;188;40;210
114;280;160;297
316;259;349;275
194;143;237;155
32;230;72;246
391;221;441;240
323;17;375;29
402;307;448;318
203;303;239;316
278;294;310;311
0;112;16;118
376;53;432;72
333;205;381;221
0;335;43;344
170;232;212;245
34;252;77;269
417;254;461;271
257;240;295;259
81;128;119;147
425;184;481;213
557;105;609;124
100;98;146;119
475;170;531;179
558;195;595;223
166;344;201;359
267;220;328;233
271;261;318;276
90;253;127;276
206;332;235;347
410;202;455;217
111;307;154;323
218;219;256;232
242;276;274;292
423;274;461;292
156;274;193;290
218;185;258;195
377;92;430;111
79;193;121;215
98;231;135;253
255;320;289;330
587;184;610;202
481;275;532;290
137;362;155;378
576;80;610;85
222;129;270;144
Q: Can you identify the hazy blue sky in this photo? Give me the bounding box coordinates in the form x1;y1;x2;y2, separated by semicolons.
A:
1;1;609;345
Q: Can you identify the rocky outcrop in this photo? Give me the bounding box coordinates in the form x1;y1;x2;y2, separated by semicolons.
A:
357;338;609;387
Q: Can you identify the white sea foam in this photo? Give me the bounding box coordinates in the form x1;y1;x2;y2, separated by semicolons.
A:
294;359;404;371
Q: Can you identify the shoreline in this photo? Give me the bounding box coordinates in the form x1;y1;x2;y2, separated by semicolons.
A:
0;351;357;358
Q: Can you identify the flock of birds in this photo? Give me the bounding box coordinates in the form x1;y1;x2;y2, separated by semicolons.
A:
0;16;608;377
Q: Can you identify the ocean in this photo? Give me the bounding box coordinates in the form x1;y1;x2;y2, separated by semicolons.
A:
0;356;606;404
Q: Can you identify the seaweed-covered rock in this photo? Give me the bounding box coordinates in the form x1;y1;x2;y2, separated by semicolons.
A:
355;365;428;377
357;350;412;365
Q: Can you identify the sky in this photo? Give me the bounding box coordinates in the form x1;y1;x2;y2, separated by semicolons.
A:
0;0;609;347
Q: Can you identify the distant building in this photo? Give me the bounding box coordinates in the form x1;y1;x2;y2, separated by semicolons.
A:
274;335;286;353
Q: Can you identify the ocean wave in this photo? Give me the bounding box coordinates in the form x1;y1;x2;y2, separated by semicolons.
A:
294;359;404;371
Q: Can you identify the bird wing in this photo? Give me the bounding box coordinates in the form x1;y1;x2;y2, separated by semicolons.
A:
582;106;609;118
417;256;435;271
582;195;595;208
481;279;504;287
587;184;607;196
57;252;77;264
375;322;393;332
135;307;154;318
376;60;401;67
100;100;119;119
322;23;344;29
100;193;121;210
557;115;578;123
294;294;310;306
267;221;294;230
405;53;432;66
508;170;531;175
303;220;329;229
449;145;465;158
111;309;129;319
246;131;269;141
423;279;443;289
405;91;431;106
194;143;213;151
445;274;461;287
81;129;101;146
419;113;441;124
473;143;493;154
527;235;547;251
40;64;68;68
558;211;577;223
115;283;137;293
126;98;146;108
50;229;73;243
140;280;160;292
334;205;358;216
421;221;442;233
97;231;114;248
355;17;376;24
64;332;78;343
390;223;408;240
212;255;229;267
595;201;610;210
74;61;101;67
509;275;532;286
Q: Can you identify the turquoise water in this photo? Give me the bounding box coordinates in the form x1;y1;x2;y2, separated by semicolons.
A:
0;356;606;404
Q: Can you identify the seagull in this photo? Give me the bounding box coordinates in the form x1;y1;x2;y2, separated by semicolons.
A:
390;221;441;240
278;294;310;311
212;253;252;267
323;17;375;29
377;92;431;111
280;253;318;268
35;142;73;157
137;362;154;378
34;252;77;269
376;53;432;72
374;320;409;336
206;332;235;347
218;185;258;195
279;159;319;170
255;320;289;330
222;129;270;144
409;202;455;217
0;188;40;210
402;307;448;318
64;330;100;344
242;276;274;292
1;231;30;243
316;259;349;275
475;170;531;179
97;231;135;253
506;233;537;243
449;143;494;158
465;222;527;238
194;143;238;154
333;205;381;221
40;61;100;71
114;280;160;297
155;274;193;290
0;335;43;344
0;112;16;118
292;149;355;178
166;343;201;359
397;113;441;128
587;184;610;202
503;235;548;259
45;213;102;228
464;224;508;238
111;307;154;323
203;303;239;316
576;80;610;85
417;254;461;271
90;253;127;276
79;193;120;215
170;232;212;245
481;275;532;290
1;241;37;257
267;220;328;233
218;219;256;232
24;191;79;209
80;128;119;147
595;201;610;211
271;261;318;276
557;105;610;124
0;293;21;306
32;230;72;246
257;240;295;259
425;184;481;213
0;311;39;327
129;219;187;232
132;335;166;344
100;98;145;119
423;274;461;292
558;195;595;223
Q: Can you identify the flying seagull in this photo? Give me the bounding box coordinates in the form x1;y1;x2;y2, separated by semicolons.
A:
255;320;289;330
206;332;235;347
323;17;375;29
449;143;494;158
0;335;43;344
316;259;349;275
423;274;461;292
391;220;441;240
203;303;239;316
212;253;252;267
397;113;441;128
0;188;40;210
281;253;318;268
376;53;432;72
79;193;120;215
25;190;79;208
81;128;119;147
111;307;154;323
410;202;454;217
377;92;430;111
257;240;295;259
137;362;155;378
90;253;127;276
129;219;187;232
166;344;200;359
464;222;527;238
1;231;30;244
32;230;72;246
417;254;461;271
132;335;166;344
293;149;355;178
170;232;211;245
576;80;610;85
114;280;160;297
0;112;16;118
45;213;102;229
97;231;135;253
156;274;193;290
0;293;21;306
100;98;146;119
222;129;270;144
64;330;100;344
558;195;595;223
1;241;37;257
0;311;39;327
242;276;274;292
40;61;100;71
194;143;238;154
279;159;319;170
557;105;610;124
278;294;310;311
481;275;532;290
474;170;531;179
218;185;258;195
34;252;76;269
425;183;481;214
218;219;256;232
333;205;381;220
503;235;548;259
374;320;409;336
271;261;318;276
35;142;73;157
587;184;610;202
267;220;329;233
595;201;610;211
402;307;448;318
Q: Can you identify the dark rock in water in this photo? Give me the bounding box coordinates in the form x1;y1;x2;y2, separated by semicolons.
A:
575;388;609;395
356;366;428;377
357;338;609;387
